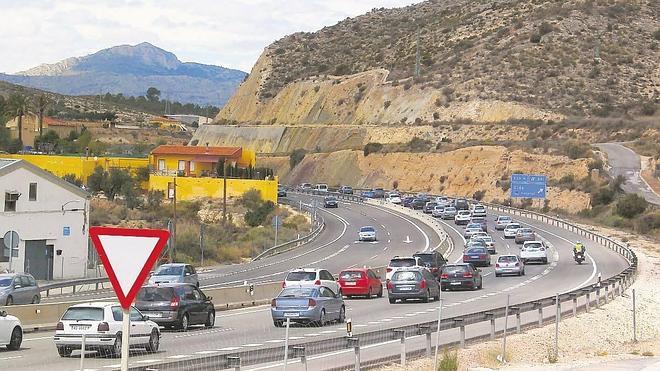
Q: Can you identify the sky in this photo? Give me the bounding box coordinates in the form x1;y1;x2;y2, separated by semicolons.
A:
0;0;421;74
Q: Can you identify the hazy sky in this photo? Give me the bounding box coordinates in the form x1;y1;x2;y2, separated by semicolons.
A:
0;0;421;74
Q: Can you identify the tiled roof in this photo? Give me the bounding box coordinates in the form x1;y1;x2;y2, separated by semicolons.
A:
151;145;242;157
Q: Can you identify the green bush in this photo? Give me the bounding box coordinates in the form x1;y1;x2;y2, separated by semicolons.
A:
363;142;383;156
407;136;432;152
616;194;648;218
562;140;593;159
635;211;660;234
245;201;275;227
438;348;458;371
591;187;615;206
289;149;307;169
62;174;83;187
473;190;486;201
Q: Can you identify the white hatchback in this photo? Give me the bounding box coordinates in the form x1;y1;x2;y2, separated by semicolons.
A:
454;211;472;225
503;222;522;238
283;268;340;295
53;302;160;357
386;257;423;281
0;310;22;350
521;241;549;264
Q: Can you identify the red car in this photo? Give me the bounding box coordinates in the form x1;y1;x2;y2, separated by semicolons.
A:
338;268;383;298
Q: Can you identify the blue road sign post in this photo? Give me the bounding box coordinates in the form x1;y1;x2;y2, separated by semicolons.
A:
511;174;547;199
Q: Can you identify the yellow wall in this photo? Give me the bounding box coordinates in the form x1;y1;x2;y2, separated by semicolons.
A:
149;175;278;202
151;150;256;177
4;154;148;182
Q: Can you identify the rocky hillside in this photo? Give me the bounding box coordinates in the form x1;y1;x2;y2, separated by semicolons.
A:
1;42;246;106
217;0;658;125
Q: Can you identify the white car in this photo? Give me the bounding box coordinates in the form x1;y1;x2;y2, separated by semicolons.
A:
471;204;487;217
282;268;340;294
358;226;377;241
0;310;22;350
521;241;549;264
495;215;513;230
54;302;160;357
435;196;450;207
454;211;472;225
464;227;483;239
431;205;445;217
315;184;329;192
471;235;496;254
387;196;402;204
386;257;423;281
503;222;522;238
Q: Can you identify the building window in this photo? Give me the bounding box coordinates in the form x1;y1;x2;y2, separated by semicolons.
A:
178;160;186;171
29;182;37;201
158;159;166;171
4;192;19;212
190;161;195;171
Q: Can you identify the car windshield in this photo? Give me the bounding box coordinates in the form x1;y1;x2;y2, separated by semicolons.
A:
414;254;435;266
498;216;512;222
389;259;416;267
286;271;317;281
154;265;183;276
392;271;421;281
498;256;518;263
467;223;481;229
458;211;470;216
62;307;105;321
525;243;543;249
443;265;468;274
137;287;175;301
520;228;533;234
0;278;13;287
480;236;493;242
326;197;337;201
426;202;437;207
466;248;486;254
360;227;375;232
506;224;521;229
279;287;316;298
340;271;364;280
445;207;456;212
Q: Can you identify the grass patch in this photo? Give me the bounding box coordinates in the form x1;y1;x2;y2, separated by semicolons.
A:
478;347;510;367
438;348;458;371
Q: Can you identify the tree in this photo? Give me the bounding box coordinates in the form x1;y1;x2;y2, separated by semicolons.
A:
616;194;648;218
7;94;28;145
146;87;161;102
33;94;50;137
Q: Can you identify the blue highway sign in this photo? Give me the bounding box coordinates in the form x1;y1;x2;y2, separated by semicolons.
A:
511;174;547;199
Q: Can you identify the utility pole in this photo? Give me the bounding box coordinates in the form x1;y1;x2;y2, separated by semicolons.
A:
223;160;228;222
172;177;177;262
414;26;421;78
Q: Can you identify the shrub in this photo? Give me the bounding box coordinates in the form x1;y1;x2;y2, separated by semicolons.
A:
146;190;164;209
530;33;542;43
562;140;593;159
653;29;660;41
289;149;307;169
363;142;383;156
433;112;440;120
635;211;660;234
473;190;486;201
244;201;275;227
591;187;615;206
313;85;320;93
588;159;604;172
62;174;82;187
438;348;458;371
616;194;648;218
407;136;432;152
640;102;657;116
383;100;391;109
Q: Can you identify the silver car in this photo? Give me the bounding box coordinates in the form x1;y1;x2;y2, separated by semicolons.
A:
148;264;199;287
271;286;345;327
495;255;525;277
0;274;41;305
440;206;457;220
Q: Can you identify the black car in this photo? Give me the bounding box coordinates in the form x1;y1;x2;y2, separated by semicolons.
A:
135;284;215;331
440;264;483;291
324;196;339;208
454;198;470;210
423;202;437;214
410;198;426;210
413;251;447;279
372;188;385;198
402;196;415;207
277;186;287;197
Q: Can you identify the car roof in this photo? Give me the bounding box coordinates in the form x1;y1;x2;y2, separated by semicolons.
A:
340;267;369;272
158;263;188;267
390;256;416;261
498;254;519;259
142;283;195;288
69;301;117;308
444;263;471;267
360;225;375;229
524;240;544;244
290;268;323;272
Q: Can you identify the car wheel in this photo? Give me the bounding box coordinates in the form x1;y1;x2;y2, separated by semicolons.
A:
522;269;526;276
145;329;159;353
273;320;283;327
377;287;383;298
422;289;430;303
317;309;326;327
5;296;13;306
57;345;72;357
205;311;215;328
367;288;372;299
196;282;200;288
7;326;22;350
179;313;189;331
31;295;40;304
338;306;346;323
388;298;396;304
110;334;122;358
495;273;501;277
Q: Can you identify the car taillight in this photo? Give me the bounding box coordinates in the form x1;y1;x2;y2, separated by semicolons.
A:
308;299;317;307
463;256;468;262
431;267;438;273
314;279;321;285
495;263;500;268
386;281;393;290
463;272;473;278
271;299;277;307
281;281;286;288
386;267;392;272
97;322;110;332
420;279;427;289
170;296;180;308
56;322;64;331
440;273;449;279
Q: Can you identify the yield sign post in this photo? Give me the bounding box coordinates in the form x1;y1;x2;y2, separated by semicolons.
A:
89;227;170;371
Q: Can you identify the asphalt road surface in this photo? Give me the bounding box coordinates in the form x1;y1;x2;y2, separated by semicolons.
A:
2;197;630;371
596;143;660;205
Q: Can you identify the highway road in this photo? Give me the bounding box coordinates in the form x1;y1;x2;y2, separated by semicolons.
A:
595;142;660;206
2;195;630;371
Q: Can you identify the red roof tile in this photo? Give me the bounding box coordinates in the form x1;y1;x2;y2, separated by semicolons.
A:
151;145;242;157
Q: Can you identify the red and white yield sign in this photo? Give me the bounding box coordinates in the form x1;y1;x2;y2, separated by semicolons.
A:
89;227;170;309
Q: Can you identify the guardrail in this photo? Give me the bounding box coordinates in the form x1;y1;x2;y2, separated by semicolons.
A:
40;277;109;298
130;192;637;371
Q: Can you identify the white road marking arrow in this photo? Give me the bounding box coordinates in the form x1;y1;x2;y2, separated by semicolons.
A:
403;235;412;244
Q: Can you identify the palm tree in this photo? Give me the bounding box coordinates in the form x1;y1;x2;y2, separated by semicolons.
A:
33;94;50;137
8;94;28;145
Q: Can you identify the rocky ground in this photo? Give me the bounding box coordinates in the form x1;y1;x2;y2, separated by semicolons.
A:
379;226;659;371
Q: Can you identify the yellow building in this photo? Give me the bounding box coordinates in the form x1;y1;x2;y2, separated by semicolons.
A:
150;145;256;178
148;116;184;131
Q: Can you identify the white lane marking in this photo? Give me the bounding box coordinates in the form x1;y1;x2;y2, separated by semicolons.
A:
319;330;336;334
195;350;219;355
383;246;388;251
483;272;493;277
368;321;381;324
266;339;285;343
506;243;510;250
387;239;391;243
103;365;121;369
167;355;192;359
381;224;387;228
354;324;368;328
23;336;53;341
369;254;379;260
0;356;22;361
135;359;160;364
405;313;416;317
387;231;391;236
288;336;304;340
242;343;263;347
217;307;269;317
304;333;320;337
217;346;242;351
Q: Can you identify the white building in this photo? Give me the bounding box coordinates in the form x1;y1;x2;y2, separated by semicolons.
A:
0;159;90;280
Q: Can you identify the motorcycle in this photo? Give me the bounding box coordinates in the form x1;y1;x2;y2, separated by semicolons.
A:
574;251;585;265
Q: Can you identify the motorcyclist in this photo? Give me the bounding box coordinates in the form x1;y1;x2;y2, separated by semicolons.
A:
573;241;585;258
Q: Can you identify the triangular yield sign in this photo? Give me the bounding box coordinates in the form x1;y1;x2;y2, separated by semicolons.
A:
89;226;170;309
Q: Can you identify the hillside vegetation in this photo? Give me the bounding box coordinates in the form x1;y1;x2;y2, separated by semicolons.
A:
217;0;658;125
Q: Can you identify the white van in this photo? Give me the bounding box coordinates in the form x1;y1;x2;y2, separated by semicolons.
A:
315;184;329;192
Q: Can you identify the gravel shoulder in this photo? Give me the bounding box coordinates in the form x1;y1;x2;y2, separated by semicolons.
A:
379;225;659;371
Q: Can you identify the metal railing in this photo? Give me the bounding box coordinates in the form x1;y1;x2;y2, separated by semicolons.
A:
40;277;109;298
130;192;637;371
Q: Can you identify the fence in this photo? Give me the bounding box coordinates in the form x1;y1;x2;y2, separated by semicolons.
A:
126;189;636;371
